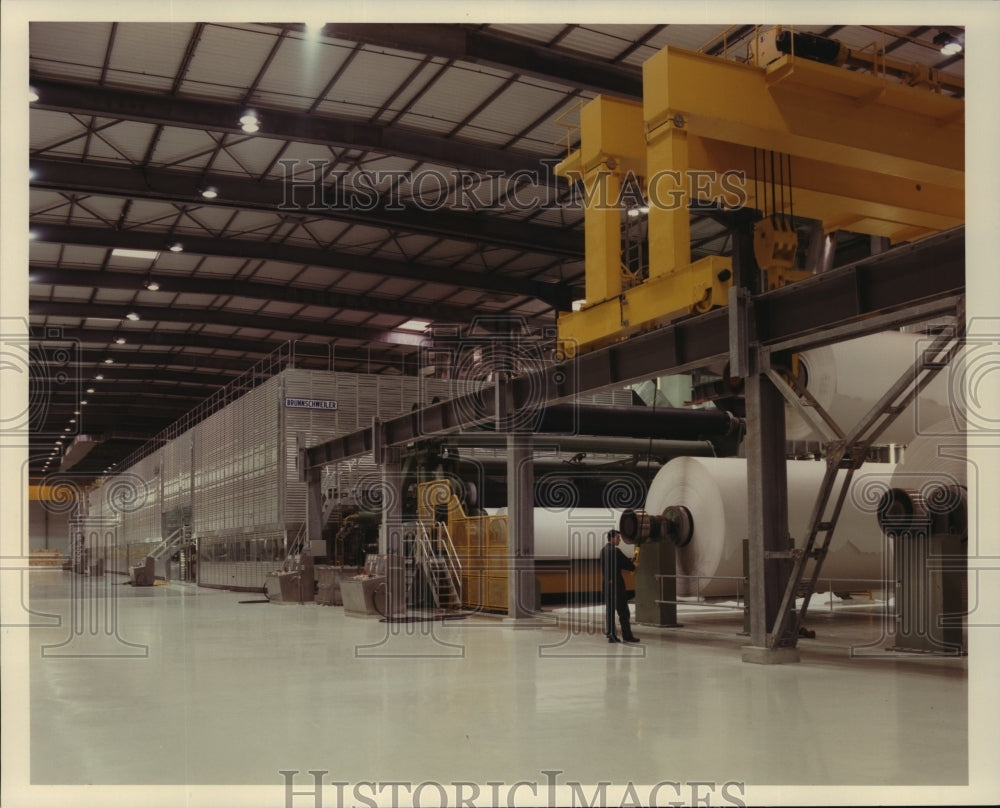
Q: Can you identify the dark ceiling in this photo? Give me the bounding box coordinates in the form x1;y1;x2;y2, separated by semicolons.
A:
24;21;964;480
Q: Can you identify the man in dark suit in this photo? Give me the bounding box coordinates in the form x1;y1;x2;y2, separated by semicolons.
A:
600;529;639;643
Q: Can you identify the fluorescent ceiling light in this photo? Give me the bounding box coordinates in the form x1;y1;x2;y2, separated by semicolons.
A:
112;248;160;260
399;319;431;332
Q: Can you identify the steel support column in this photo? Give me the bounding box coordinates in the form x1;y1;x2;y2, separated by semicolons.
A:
507;436;536;619
305;467;324;549
742;359;798;662
380;445;407;618
727;210;799;663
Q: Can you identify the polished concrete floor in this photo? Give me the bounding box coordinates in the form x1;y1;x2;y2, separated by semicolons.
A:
14;570;975;802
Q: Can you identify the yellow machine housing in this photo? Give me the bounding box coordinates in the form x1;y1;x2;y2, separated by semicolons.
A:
416;479;635;606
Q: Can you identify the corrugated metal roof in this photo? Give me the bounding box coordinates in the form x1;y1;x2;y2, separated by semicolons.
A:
105;23;198;92
29;21;113;79
560;25;656;61
486;23;569;45
252;38;355;112
180;24;278;97
30;110;92;157
646;24;737;55
326;273;384;293
325;49;431;113
149;126;221;170
49;286;94;303
464;80;566;143
405;65;511;127
81;120;160;164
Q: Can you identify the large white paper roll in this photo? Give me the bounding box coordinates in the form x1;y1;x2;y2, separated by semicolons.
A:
643;457;894;596
495;507;633;560
787;332;960;444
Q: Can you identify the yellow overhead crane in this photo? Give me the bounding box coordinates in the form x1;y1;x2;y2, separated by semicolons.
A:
555;27;964;356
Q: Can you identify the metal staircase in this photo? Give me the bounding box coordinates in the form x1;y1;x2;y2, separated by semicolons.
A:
413;520;462;611
287;488;340;558
147;525;192;579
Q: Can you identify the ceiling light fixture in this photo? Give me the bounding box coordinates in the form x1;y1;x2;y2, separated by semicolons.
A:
168;242;183;253
29;86;39;102
144;279;161;291
104;358;114;364
80;400;88;405
86;388;94;394
398;318;432;332
239;111;260;134
125;312;140;321
933;30;963;56
200;186;219;199
115;337;126;345
95;374;104;381
112;248;160;260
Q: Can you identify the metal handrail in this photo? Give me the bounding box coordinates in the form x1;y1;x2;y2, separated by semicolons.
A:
148;525;191;560
414;519;462;609
435;520;463;591
654;573;885;613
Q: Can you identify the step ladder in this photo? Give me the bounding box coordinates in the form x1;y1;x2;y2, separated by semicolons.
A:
766;323;965;648
621;207;647;288
413;520;462;611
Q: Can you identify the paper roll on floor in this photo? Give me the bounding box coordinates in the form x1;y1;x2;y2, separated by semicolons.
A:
643;457;894;596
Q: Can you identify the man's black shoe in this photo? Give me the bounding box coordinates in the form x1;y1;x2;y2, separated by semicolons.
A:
608;636;622;643
623;636;641;643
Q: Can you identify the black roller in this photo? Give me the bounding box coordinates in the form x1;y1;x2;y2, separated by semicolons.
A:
662;505;694;548
619;505;693;547
620;509;654;545
775;30;846;65
877;488;925;530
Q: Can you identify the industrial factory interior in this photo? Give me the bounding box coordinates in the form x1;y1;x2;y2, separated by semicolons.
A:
2;3;999;807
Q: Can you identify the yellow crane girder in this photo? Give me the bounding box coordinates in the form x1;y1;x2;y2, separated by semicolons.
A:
555;38;964;356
